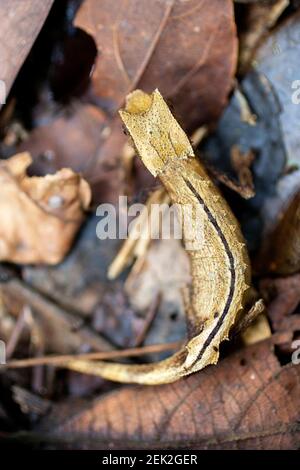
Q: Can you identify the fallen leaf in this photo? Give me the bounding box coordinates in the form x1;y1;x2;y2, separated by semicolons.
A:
0;152;91;265
74;0;238;197
13;0;236;202
0;0;54;105
75;0;237;129
37;340;300;449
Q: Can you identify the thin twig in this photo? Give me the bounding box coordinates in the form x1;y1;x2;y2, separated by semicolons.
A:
2;341;182;369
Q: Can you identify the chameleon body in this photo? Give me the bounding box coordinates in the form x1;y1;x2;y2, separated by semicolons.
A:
66;90;251;384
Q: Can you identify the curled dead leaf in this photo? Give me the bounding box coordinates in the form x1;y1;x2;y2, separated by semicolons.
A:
0;153;91;265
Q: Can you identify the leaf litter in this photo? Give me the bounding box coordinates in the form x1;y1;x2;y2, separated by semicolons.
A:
0;0;300;450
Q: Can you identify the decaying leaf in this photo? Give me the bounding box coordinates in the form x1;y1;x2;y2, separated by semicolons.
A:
75;0;237;129
75;0;238;198
37;340;300;449
0;152;91;265
0;0;54;106
63;90;262;385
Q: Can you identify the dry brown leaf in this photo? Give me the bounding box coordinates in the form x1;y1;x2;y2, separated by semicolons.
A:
75;0;237;196
0;152;91;265
5;0;237;204
75;0;237;129
39;340;300;449
0;0;54;105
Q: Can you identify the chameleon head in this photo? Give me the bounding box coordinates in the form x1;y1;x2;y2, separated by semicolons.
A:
119;89;194;177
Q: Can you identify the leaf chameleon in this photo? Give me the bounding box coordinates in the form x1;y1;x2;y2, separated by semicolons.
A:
66;89;262;384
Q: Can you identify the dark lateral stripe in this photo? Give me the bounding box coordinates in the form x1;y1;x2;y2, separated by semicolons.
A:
183;178;236;364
